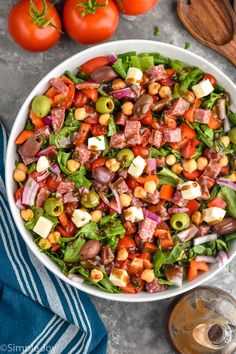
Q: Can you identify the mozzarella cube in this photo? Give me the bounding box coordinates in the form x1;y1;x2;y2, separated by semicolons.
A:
125;67;143;85
123;207;144;223
36;156;50;173
192;79;214;98
109;268;129;287
180;181;202;200
33;216;54;238
72;209;91;228
88;136;106;151
128;155;146;178
202;207;226;225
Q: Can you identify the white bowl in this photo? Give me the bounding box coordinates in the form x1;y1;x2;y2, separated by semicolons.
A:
6;40;236;302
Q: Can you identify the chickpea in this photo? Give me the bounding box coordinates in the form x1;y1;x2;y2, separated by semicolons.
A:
166;154;177;166
90;210;103;223
99;113;110;126
48;231;60;244
134;186;147;199
144;180;157;194
38;238;51;250
219;136;230;148
171;163;183;175
117;248;129;261
74;107;86;121
90;269;103;283
148;82;161;96
185;90;195;104
182;159;197;174
13;168;26;182
67;159;80;172
159;86;172;99
219;155;229;167
20;209;34;221
17;163;28;173
143;259;153;269
120;194;131;208
105;158;120;172
141;269;155;283
112;78;126;91
121;102;134;116
191;211;202;226
197;157;208;171
229;172;236;182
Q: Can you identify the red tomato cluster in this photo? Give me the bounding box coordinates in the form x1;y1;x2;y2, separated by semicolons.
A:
8;0;158;52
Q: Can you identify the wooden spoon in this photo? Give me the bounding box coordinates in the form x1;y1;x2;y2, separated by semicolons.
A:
234;0;236;12
177;0;236;67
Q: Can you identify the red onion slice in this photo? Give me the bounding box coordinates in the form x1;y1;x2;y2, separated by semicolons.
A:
16;199;26;210
99;192;121;214
36;171;50;182
22;177;39;206
217;178;236;191
111;88;132;99
49;162;60;176
168;207;189;215
109;186;122;214
67;274;84;283
42;116;52;126
216;250;228;266
177;224;199;242
75;81;100;90
78;187;89;195
108;54;118;64
195;256;217;263
193;233;218;246
36;146;57;158
147;158;156;172
143;209;162;224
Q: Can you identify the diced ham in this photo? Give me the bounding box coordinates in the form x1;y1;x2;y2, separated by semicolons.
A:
193;109;211;124
197;223;211;237
164;128;182;143
143;190;160;205
139;218;157;242
146;65;166;81
203;159;222;179
124;121;141;146
149;130;163;148
36;188;51;208
156;157;166;168
49;78;69;96
74;144;91;164
109;132;126;149
51;108;65;134
197;176;210;200
115;112;127;126
172;191;188;207
57;180;76;194
146;278;166;293
112;177;129;194
165;98;190;118
63;192;79;204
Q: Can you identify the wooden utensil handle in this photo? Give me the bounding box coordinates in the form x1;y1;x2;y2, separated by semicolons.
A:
216;35;236;67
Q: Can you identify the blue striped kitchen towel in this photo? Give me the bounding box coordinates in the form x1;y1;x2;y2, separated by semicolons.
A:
0;121;108;354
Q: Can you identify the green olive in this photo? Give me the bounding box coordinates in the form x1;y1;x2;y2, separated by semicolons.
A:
96;97;114;114
31;95;51;118
116;149;135;168
170;212;190;231
228;128;236;145
44;198;64;217
81;191;100;209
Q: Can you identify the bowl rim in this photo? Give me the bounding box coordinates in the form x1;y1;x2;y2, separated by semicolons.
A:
5;39;236;302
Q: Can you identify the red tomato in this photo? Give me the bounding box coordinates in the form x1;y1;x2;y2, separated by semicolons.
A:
117;236;136;252
140;128;151;147
120;283;136;294
166;68;176;77
203;148;218;160
183;170;201;180
115;0;158;15
64;203;78;217
73;91;88;108
8;0;61;52
203;73;217;86
90;124;107;136
123;221;137;235
30;171;47;188
56;225;74;238
46;175;61;192
159;77;175;86
91;157;107;169
140;112;153;125
15;187;23;201
74;123;91;145
83;105;99;124
82;89;98;103
63;0;119;45
208;196;227;209
181;139;196;158
126;177;140;191
132;145;149;158
80;56;111;75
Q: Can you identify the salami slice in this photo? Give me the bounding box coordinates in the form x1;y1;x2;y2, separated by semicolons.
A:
165;98;190;118
124;121;141;146
49;78;69;96
193;109;211;124
203;159;222;179
146;65;166;81
36;188;51;208
112;177;129;194
109;132;126;149
139;218;157;242
57;180;76;194
164;128;182;143
51;108;66;134
74;144;91;164
149;130;163;148
146;278;166;293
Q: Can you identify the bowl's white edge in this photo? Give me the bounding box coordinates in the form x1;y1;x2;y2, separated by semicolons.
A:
5;39;236;302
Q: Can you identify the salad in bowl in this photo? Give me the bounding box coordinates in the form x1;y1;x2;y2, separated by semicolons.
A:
11;46;236;296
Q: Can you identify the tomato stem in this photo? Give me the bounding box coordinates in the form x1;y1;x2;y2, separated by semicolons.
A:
29;0;62;32
77;0;108;17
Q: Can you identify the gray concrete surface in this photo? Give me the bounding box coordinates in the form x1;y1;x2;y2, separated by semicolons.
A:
1;0;236;353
